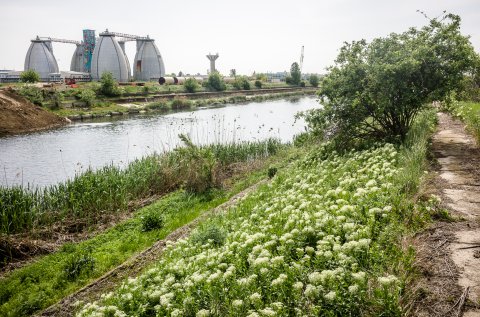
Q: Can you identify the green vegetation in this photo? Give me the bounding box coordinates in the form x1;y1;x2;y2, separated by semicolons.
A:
20;70;40;83
99;72;121;97
18;85;44;106
290;62;301;86
78;89;96;107
300;14;477;148
206;72;227;91
184;78;199;93
233;76;251;90
0;141;289;317
76;109;437;316
447;101;480;143
309;74;319;87
255;80;262;89
0;139;282;236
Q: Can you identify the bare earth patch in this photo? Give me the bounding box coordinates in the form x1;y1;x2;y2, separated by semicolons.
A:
411;112;480;316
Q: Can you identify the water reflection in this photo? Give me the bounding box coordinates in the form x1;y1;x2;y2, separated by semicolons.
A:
0;97;320;187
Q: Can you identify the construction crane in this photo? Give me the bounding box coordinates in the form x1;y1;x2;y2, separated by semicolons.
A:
39;37;81;45
299;45;304;72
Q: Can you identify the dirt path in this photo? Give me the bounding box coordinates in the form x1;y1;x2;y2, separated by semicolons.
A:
37;179;266;317
411;112;480;316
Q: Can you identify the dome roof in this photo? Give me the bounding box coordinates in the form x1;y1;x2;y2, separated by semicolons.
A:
91;32;129;82
134;39;165;81
70;44;84;72
24;38;59;79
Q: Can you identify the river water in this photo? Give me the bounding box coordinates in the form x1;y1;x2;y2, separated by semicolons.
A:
0;97;320;187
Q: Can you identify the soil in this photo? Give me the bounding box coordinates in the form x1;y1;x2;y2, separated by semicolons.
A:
0;89;68;136
37;179;266;317
410;112;480;316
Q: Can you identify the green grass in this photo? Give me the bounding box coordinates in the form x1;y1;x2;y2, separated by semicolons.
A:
0;139;283;236
0;144;296;317
75;109;438;317
448;101;480;143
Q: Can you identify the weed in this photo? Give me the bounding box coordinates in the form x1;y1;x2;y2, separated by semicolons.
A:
141;211;164;232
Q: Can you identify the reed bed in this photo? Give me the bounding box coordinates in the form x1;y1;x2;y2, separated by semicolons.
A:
0;139;282;235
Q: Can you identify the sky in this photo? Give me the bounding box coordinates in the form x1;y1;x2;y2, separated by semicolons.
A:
1;0;479;76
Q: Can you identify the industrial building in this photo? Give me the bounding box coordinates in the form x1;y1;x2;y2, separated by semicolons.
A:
17;29;166;83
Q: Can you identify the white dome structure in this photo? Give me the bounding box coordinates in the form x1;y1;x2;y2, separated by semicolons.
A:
90;30;129;82
70;43;84;72
24;36;59;79
134;38;165;81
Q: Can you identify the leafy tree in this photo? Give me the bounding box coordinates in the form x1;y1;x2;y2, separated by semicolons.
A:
301;14;478;147
206;72;226;91
255;80;262;88
20;70;40;83
230;69;236;77
233;76;251;90
99;72;121;97
290;62;301;86
184;78;199;93
309;74;320;87
178;71;184;77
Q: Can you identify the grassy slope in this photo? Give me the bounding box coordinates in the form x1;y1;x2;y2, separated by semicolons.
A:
76;110;437;316
0;147;299;317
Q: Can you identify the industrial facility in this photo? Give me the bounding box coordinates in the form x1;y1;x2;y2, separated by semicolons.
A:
1;29;166;83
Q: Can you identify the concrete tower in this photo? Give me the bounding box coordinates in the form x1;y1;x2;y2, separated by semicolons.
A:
134;37;165;81
206;53;219;73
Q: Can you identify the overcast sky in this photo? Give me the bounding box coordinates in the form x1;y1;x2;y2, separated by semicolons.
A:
1;0;479;76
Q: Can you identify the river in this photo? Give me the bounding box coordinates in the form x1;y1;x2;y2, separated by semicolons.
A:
0;97;320;187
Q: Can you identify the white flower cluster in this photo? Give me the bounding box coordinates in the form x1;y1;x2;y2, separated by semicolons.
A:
77;144;402;316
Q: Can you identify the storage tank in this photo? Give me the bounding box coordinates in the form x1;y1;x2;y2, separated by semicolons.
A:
90;30;129;82
24;36;59;80
70;43;84;72
134;37;165;81
118;41;132;80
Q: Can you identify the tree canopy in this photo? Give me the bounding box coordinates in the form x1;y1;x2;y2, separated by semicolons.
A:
302;14;479;147
290;62;301;86
20;70;40;83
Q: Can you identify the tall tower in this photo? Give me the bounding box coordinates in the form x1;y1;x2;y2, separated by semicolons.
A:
206;53;219;73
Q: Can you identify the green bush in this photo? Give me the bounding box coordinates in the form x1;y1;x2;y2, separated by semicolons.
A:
184;78;199;93
290;62;301;85
49;91;64;109
18;85;44;106
254;80;262;88
191;223;226;247
62;247;95;281
309;74;319;87
141;211;164;232
206;72;226;91
170;97;193;110
233;76;251;90
79;89;96;107
99;72;121;97
299;81;306;87
20;70;40;83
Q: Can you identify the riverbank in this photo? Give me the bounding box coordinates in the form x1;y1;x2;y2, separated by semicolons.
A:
56;87;316;121
0;89;68;136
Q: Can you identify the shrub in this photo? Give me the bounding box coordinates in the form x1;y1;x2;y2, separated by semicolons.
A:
50;91;64;109
191;223;226;247
20;70;40;83
206;72;226;91
141;211;164;232
184;78;199;93
285;76;293;85
175;134;217;194
233;76;251;90
170;97;193;110
18;85;44;106
267;166;278;178
79;89;96;107
309;74;319;87
147;100;170;111
299;81;306;87
62;247;95;281
255;80;262;88
99;72;121;97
